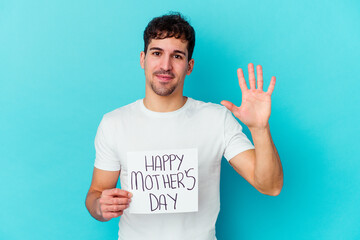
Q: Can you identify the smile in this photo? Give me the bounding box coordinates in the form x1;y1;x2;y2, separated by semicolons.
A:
155;74;174;82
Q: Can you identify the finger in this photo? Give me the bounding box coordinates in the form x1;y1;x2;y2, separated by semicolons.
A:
221;100;238;114
266;76;276;95
99;196;131;205
102;188;132;198
248;63;256;89
256;65;263;90
103;210;123;219
102;204;129;212
237;68;248;92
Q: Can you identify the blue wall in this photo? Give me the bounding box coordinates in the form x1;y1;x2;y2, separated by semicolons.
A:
1;0;359;239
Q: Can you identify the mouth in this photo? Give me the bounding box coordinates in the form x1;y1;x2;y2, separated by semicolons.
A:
155;74;174;82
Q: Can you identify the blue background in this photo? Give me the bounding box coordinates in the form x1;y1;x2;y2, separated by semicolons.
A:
1;0;359;239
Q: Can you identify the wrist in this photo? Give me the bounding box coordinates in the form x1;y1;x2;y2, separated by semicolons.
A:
95;198;102;217
249;124;270;134
95;198;110;222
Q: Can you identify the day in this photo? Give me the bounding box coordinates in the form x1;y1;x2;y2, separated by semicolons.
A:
149;193;178;212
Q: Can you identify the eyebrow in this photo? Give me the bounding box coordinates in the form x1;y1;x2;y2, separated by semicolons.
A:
149;47;186;56
174;50;186;56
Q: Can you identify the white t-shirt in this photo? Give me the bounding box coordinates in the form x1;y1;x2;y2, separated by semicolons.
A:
94;97;254;240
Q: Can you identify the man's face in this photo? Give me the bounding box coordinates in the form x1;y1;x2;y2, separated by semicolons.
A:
140;37;194;96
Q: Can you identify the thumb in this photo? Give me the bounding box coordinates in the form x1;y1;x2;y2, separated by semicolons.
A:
221;100;238;113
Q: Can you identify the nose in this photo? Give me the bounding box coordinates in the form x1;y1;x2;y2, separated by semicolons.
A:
160;55;172;71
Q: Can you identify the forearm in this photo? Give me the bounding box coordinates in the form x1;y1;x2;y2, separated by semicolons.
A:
250;125;283;195
85;189;109;222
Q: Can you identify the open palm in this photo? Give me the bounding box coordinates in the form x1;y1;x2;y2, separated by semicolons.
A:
221;63;276;130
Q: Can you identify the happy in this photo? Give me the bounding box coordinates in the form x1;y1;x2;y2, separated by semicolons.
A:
144;153;184;171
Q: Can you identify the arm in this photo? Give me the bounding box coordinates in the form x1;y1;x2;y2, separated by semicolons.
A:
85;167;132;222
222;63;283;196
229;127;283;196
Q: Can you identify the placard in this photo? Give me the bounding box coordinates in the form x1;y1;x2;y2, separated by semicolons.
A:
127;148;198;214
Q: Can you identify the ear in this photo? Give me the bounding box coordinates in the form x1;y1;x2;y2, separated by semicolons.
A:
186;58;195;75
140;51;145;69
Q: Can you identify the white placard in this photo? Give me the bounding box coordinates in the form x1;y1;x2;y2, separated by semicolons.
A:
127;148;198;214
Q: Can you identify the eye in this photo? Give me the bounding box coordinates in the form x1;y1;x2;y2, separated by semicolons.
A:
174;55;182;59
152;51;161;56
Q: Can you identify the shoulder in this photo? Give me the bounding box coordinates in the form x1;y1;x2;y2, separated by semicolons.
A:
189;98;228;116
100;100;141;125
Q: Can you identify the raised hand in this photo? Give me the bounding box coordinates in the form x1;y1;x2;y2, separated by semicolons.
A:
221;63;276;130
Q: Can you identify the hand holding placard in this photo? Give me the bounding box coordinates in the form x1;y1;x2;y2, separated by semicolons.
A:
98;188;133;220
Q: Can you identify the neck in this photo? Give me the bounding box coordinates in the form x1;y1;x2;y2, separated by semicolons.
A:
143;91;187;112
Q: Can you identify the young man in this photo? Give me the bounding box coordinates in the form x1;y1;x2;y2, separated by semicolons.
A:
86;13;283;240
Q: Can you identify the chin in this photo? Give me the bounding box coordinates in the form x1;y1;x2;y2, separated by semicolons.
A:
151;84;177;96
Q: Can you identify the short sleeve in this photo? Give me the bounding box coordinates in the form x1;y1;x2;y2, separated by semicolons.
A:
94;116;121;171
223;109;255;161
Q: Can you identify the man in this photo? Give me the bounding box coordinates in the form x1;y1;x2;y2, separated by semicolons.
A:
85;13;283;240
